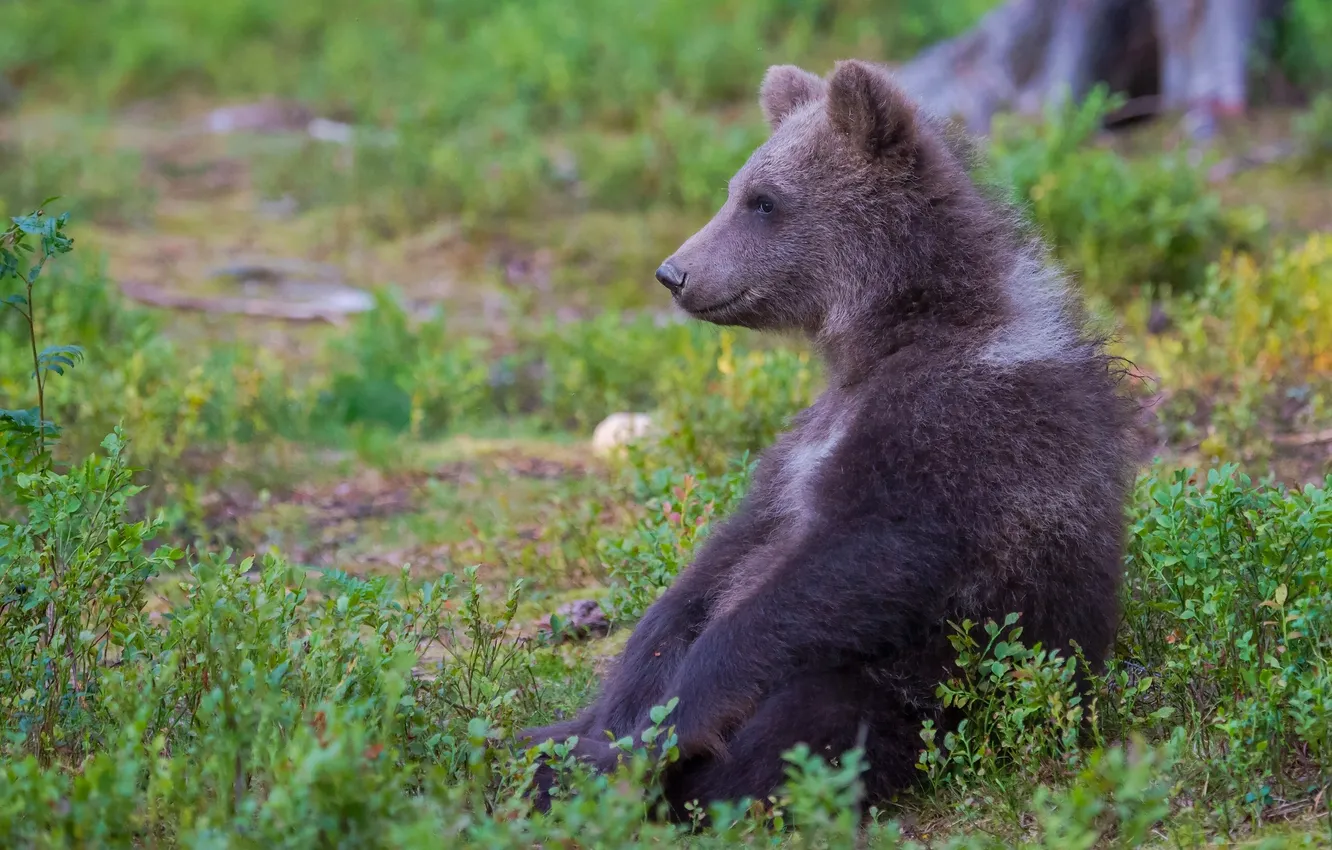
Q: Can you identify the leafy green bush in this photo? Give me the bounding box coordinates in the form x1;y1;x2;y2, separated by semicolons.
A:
1;205;80;489
603;461;752;622
1;429;179;762
916;615;1091;806
315;295;709;436
1295;92;1332;175
647;329;818;474
508;312;698;433
1275;0;1332;90
1117;465;1332;827
985;87;1266;299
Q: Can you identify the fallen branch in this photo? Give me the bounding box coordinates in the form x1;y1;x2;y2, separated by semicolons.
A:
1274;428;1332;448
202;100;398;147
119;279;372;325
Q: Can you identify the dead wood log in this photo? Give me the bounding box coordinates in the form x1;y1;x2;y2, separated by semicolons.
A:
119;279;373;325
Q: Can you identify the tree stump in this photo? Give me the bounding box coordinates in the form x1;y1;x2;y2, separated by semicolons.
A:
892;0;1291;134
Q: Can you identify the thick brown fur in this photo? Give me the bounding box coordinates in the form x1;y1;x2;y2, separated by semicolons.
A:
520;59;1138;821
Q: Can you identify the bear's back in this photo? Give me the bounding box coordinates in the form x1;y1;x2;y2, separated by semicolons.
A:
751;342;1134;668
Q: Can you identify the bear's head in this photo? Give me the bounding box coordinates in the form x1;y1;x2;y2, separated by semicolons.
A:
656;60;992;342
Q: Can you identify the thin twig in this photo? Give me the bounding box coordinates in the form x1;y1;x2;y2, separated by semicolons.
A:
26;277;43;454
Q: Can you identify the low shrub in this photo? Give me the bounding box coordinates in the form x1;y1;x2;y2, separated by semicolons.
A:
985;87;1266;300
1131;233;1332;466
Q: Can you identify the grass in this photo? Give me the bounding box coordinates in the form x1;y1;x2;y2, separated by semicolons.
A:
2;0;1332;845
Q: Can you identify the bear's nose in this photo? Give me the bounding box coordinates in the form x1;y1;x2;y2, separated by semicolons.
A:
655;262;687;294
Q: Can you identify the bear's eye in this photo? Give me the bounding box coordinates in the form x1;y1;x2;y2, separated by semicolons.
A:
754;196;776;216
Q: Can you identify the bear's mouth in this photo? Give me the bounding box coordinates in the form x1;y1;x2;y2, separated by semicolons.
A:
687;288;751;318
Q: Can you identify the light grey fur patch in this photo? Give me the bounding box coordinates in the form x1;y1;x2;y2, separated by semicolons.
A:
767;405;849;524
821;293;859;341
981;248;1078;366
708;401;850;622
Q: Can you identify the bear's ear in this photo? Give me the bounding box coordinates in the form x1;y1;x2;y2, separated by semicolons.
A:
826;59;916;158
759;65;825;130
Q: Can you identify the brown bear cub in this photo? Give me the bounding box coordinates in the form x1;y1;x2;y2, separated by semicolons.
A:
521;59;1137;819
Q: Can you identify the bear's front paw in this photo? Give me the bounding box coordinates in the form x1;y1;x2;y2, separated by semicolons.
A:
669;697;750;761
525;759;560;814
676;722;730;761
663;665;771;760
